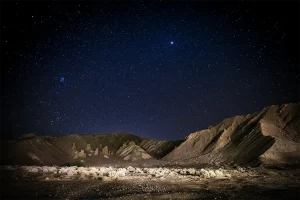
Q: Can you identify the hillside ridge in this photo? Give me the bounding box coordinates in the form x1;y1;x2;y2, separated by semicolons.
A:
164;103;300;167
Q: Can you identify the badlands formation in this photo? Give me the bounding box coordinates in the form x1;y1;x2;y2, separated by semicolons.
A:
1;103;299;168
1;103;300;199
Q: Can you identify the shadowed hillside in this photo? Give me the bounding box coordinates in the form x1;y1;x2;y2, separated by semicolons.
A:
0;132;181;166
0;134;69;166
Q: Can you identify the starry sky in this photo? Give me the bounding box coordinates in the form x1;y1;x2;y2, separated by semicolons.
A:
1;1;299;140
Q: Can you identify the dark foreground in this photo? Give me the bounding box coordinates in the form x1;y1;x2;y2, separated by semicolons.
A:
1;180;299;200
1;167;299;200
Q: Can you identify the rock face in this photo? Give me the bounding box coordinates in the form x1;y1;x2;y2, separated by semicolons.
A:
86;144;92;152
117;145;152;161
72;150;87;159
140;139;183;158
101;146;112;155
94;148;99;156
164;103;300;167
72;143;77;154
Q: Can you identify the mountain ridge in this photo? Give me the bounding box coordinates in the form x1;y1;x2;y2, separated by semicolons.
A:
164;103;300;167
0;132;182;166
1;102;299;167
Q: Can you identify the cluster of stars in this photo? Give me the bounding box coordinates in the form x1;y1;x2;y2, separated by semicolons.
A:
1;1;299;139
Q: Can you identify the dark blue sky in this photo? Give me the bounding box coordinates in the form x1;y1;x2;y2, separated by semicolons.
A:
1;1;299;140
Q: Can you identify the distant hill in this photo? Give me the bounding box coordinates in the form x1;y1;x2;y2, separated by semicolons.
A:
164;103;300;167
0;134;68;165
0;132;182;166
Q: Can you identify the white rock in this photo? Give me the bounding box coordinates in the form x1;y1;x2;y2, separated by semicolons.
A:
155;172;164;178
102;176;111;181
200;168;206;173
201;170;210;179
135;168;143;174
89;171;97;176
237;166;245;173
127;166;135;172
29;167;39;173
195;170;201;176
187;168;196;175
67;170;76;177
60;167;70;174
108;171;117;177
89;167;98;173
47;167;57;173
116;168;126;177
167;171;177;177
143;168;149;173
208;170;216;178
215;170;224;177
148;168;155;175
179;169;186;175
78;167;85;171
161;168;170;175
94;148;99;156
42;167;49;173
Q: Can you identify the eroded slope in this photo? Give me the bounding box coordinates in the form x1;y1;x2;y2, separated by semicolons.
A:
164;103;300;167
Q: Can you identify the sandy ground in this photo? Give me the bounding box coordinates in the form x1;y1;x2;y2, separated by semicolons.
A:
0;166;299;200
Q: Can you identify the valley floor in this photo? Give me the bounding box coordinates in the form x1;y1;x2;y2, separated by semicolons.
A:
0;165;299;200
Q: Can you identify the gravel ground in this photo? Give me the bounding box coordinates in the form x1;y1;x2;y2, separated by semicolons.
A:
0;166;299;200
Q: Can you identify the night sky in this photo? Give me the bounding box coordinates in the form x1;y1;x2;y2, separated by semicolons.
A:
1;1;299;140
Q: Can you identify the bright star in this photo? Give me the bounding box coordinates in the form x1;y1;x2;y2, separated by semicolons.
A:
60;77;65;83
170;41;174;45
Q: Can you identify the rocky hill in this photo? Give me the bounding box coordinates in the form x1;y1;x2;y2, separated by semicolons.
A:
0;132;181;166
164;103;300;167
116;143;152;161
0;134;69;166
140;139;184;158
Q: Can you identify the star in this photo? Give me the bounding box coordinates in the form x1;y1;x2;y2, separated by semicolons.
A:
1;1;298;140
60;77;65;83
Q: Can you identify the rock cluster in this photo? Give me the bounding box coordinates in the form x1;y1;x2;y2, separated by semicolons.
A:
16;165;247;181
69;140;179;163
72;144;115;159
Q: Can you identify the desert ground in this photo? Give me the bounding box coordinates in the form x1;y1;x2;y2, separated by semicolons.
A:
1;164;299;200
